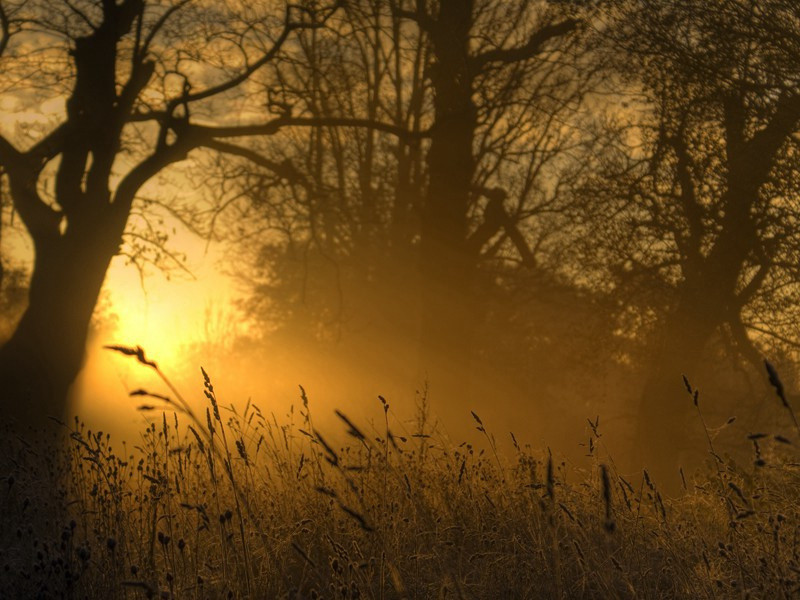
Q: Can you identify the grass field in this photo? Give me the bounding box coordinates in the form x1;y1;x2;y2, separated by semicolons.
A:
2;358;799;599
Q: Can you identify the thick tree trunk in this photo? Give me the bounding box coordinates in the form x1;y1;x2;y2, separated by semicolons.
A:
416;0;483;416
634;287;722;491
0;230;116;431
636;174;758;491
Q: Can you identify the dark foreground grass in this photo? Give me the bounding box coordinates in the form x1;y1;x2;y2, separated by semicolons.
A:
2;357;800;599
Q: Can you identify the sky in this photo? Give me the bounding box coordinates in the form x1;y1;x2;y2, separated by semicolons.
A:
1;207;244;436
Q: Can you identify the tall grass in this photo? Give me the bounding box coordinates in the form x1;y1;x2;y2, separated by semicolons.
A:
2;348;800;599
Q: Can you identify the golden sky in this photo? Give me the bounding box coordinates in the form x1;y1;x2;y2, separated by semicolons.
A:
74;236;241;436
103;235;237;368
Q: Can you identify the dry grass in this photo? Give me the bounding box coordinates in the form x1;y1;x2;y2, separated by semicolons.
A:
2;351;800;599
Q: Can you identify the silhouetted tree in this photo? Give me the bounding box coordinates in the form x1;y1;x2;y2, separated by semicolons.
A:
583;0;800;482
0;0;342;428
199;0;594;412
399;0;587;403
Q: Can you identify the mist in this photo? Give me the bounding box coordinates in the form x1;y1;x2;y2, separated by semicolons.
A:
0;0;796;481
2;1;800;596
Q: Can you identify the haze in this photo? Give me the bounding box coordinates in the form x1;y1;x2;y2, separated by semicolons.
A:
1;0;799;489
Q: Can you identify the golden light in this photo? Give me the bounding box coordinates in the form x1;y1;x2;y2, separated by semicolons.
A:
104;261;206;371
67;224;244;438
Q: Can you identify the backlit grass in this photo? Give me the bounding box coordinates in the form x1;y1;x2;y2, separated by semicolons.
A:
2;350;799;599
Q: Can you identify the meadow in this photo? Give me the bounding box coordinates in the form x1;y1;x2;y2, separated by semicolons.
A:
2;350;799;599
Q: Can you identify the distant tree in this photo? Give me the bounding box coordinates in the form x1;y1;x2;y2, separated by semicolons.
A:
182;0;432;352
396;0;589;403
197;0;595;410
0;0;345;428
581;0;800;481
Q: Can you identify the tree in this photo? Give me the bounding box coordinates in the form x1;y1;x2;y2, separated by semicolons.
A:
197;0;593;416
0;0;342;427
585;0;800;483
400;0;586;404
0;170;28;342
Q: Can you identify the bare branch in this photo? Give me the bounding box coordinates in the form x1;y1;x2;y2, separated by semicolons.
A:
201;138;309;188
471;19;577;70
111;133;200;232
172;3;338;109
744;322;800;351
735;262;770;308
64;0;98;31
190;116;428;142
139;0;191;59
4;168;61;243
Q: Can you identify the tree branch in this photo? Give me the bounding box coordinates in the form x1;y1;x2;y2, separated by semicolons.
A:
503;219;537;269
190;116;428;142
467;186;537;267
744;322;800;351
471;19;577;70
745;93;800;182
390;0;435;32
111;133;200;234
467;187;506;254
201;139;310;189
171;3;338;110
4;169;61;243
734;262;770;309
666;127;704;265
0;132;62;243
139;0;191;59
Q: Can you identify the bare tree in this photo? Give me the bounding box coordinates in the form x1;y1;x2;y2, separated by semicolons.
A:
189;0;431;343
195;0;593;412
0;0;345;427
582;0;800;483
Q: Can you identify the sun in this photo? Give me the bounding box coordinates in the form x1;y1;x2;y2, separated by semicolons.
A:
106;281;188;371
99;251;235;376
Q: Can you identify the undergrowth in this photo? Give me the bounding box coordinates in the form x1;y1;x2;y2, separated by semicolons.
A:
1;347;800;599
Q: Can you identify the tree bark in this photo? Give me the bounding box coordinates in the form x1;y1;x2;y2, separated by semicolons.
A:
0;226;118;431
416;0;482;412
634;293;720;490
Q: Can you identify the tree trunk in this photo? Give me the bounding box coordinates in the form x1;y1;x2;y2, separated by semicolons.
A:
416;0;483;416
634;286;722;491
636;171;758;491
0;229;117;431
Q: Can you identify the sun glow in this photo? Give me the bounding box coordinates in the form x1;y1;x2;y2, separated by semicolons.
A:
69;240;242;439
101;250;236;374
105;277;192;370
